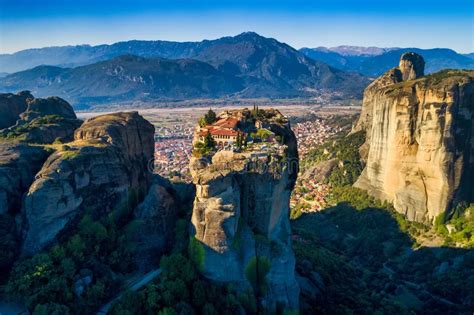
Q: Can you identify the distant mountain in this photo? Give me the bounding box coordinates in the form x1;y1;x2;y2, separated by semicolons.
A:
0;33;369;106
301;47;474;76
0;41;201;73
465;53;474;60
319;45;398;56
0;56;243;104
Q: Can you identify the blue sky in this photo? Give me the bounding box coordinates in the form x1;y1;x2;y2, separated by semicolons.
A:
0;0;473;54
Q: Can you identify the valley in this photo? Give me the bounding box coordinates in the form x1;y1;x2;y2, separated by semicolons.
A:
0;22;473;314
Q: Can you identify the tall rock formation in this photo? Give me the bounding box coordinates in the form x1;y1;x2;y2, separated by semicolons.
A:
354;53;474;223
0;92;82;214
21;111;155;254
189;109;299;312
399;52;425;81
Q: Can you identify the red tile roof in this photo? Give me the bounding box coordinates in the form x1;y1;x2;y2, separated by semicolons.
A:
213;117;239;129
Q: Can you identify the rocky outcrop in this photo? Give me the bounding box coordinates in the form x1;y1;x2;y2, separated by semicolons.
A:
353;52;425;143
74;112;154;159
21;111;155;255
399;52;425;81
189;110;299;312
19;96;77;122
74;112;155;187
354;52;474;223
0;91;32;129
0;92;82;143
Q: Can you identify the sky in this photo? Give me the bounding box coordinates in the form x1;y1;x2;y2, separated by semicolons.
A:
0;0;473;54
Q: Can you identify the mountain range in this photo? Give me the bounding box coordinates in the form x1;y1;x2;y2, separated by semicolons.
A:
312;45;398;56
0;32;472;107
300;46;474;76
0;32;368;107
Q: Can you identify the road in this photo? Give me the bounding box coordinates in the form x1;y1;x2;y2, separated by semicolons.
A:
96;268;161;314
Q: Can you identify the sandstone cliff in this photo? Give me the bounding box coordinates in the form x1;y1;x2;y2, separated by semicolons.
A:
189;109;299;312
354;53;474;223
21;111;155;254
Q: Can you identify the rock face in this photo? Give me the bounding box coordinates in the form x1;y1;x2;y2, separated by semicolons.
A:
354;52;474;223
189;110;299;312
132;175;180;270
0;91;32;129
21;111;155;254
0;144;49;214
74;112;155;187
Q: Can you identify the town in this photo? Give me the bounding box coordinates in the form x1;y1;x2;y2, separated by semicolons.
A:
289;118;342;214
154;123;194;182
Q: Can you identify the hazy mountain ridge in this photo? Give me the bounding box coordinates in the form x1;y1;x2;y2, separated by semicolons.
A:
301;47;474;76
316;45;398;56
0;56;244;104
0;33;369;106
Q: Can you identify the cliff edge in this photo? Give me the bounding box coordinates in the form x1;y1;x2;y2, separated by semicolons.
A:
354;53;474;223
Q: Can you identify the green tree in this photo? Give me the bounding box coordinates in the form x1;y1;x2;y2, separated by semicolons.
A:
236;132;242;148
66;235;86;262
199;116;207;127
204;132;216;150
204;109;217;125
